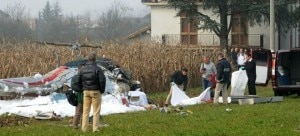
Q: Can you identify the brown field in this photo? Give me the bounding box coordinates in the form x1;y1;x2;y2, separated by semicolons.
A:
0;40;229;93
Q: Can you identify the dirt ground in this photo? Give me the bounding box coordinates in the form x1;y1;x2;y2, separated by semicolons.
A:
0;114;30;127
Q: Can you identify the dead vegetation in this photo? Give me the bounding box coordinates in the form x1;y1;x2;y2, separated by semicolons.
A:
0;113;30;127
0;40;227;93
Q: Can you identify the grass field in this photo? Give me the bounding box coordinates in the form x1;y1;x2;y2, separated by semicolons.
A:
1;85;300;136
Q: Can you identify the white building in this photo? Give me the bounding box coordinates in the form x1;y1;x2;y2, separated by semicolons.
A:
142;0;300;50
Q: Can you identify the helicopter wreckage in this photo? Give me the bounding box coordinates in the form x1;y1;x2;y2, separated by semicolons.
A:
0;41;137;99
0;56;137;100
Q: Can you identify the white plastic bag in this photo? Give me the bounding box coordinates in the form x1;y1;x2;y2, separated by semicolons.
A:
231;70;248;96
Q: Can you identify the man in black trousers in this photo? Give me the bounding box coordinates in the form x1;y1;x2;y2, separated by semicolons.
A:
245;52;257;95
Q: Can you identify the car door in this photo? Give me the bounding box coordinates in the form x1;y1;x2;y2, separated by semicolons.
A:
252;48;272;86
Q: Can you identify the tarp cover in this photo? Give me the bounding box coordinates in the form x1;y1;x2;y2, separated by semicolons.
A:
170;85;189;106
178;87;211;106
170;85;211;106
231;70;248;96
0;93;145;117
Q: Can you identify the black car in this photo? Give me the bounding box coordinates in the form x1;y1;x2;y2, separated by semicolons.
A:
272;48;300;96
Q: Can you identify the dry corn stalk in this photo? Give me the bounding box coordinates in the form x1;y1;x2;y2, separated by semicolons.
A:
0;40;226;93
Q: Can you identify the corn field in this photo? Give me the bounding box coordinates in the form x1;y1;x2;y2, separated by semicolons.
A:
0;40;229;93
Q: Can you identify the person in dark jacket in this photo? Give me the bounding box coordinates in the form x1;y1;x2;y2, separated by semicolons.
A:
78;53;106;133
231;48;238;66
214;53;231;104
245;52;257;95
165;67;188;106
71;64;84;129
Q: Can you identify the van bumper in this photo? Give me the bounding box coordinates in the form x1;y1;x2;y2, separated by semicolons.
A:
273;86;300;96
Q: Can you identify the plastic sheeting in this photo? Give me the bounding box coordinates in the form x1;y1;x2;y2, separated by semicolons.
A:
0;93;146;117
178;87;211;106
170;85;211;106
231;70;248;96
170;85;189;106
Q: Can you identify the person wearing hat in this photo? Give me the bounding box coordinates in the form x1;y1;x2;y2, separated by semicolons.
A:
165;67;188;106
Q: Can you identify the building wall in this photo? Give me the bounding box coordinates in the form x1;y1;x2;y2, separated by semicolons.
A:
279;3;300;50
149;4;298;50
249;24;277;50
197;7;221;46
280;28;299;50
151;6;180;42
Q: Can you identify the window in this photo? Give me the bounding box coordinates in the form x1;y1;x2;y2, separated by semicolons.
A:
231;12;249;47
180;14;198;45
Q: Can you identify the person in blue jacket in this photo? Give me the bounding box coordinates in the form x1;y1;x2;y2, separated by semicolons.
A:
214;53;231;104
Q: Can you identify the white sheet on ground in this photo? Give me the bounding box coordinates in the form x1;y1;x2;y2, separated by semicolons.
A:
170;85;189;106
128;88;148;106
0;93;145;117
178;87;211;106
231;70;248;96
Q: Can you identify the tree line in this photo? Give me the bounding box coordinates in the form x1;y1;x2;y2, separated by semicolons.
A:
0;1;150;43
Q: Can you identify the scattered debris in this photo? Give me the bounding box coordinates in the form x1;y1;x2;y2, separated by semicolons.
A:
237;96;283;105
34;111;62;120
225;108;232;112
0;113;30;127
159;106;193;115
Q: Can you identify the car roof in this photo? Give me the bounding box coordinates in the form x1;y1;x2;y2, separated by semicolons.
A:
277;48;300;53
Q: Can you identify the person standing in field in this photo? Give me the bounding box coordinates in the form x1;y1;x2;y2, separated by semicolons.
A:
78;53;106;133
71;63;85;129
165;67;188;106
214;53;231;104
200;56;216;98
244;52;257;95
231;48;238;67
237;48;246;69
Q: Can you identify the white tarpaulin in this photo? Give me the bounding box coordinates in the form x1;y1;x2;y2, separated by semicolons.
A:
0;93;146;117
170;86;211;106
231;70;248;96
170;85;190;106
178;87;211;106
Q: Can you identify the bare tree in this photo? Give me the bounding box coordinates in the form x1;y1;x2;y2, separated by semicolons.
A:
77;11;94;42
95;1;133;41
5;2;26;22
0;3;33;41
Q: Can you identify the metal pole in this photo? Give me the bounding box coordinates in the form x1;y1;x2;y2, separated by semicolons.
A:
270;0;275;51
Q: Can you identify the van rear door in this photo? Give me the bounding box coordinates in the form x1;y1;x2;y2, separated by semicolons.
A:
252;48;272;85
273;49;300;96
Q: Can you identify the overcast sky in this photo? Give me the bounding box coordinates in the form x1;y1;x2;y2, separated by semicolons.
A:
0;0;150;18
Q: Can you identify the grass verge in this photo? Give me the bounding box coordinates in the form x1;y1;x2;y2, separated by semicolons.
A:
1;85;300;136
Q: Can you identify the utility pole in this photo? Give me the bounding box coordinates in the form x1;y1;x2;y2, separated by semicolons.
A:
270;0;275;52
